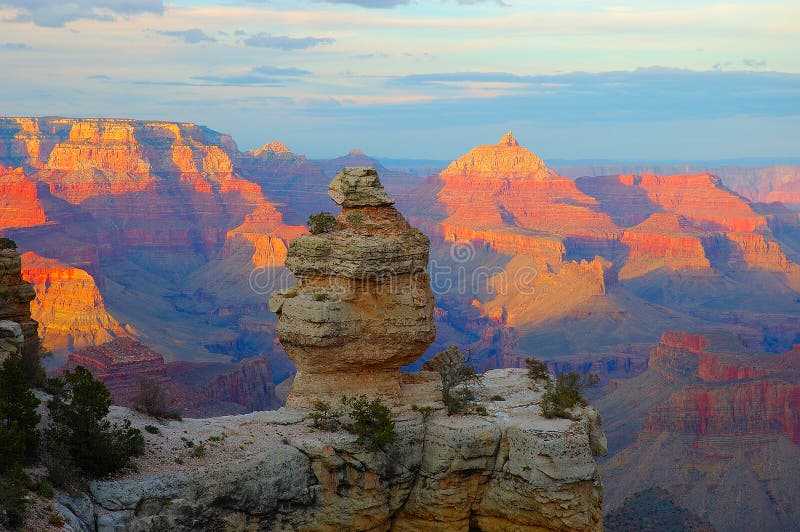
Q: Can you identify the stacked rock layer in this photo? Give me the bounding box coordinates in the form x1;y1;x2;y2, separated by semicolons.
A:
270;167;435;407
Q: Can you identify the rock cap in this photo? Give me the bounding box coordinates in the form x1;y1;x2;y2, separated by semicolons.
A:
328;167;394;207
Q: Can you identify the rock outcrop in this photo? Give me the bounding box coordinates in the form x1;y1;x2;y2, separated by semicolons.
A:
270;167;435;407
0;165;46;230
69;369;605;531
21;251;127;352
594;331;800;531
0;247;39;361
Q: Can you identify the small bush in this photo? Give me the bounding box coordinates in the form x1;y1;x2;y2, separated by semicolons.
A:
180;437;195;448
540;371;600;419
189;443;206;458
309;400;342;431
133;377;176;419
313;292;329;302
525;357;550;381
474;405;489;416
35;479;54;499
46;366;145;477
144;425;160;435
307;212;336;235
0;237;17;250
341;395;396;451
489;395;505;401
422;345;482;415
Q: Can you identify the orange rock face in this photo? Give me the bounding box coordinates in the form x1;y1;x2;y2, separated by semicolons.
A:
0;165;45;230
620;213;711;278
21;251;127;352
437;132;618;238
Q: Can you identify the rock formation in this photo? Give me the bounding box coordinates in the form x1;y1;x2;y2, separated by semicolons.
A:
65;339;282;416
21;252;127;352
0;247;39;362
65;338;172;404
0;165;46;230
594;331;800;531
64;369;606;531
270;167;436;407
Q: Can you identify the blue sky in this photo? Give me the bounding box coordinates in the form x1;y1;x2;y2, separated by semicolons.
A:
0;0;798;160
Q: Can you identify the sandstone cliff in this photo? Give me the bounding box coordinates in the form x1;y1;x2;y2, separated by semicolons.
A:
21;251;127;352
0;164;46;230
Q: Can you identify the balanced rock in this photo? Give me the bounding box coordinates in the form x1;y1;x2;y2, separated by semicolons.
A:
271;167;434;407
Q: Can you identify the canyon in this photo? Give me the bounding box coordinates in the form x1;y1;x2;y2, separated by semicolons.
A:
1;116;799;529
593;332;800;531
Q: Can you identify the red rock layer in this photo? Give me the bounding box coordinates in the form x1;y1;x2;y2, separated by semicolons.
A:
642;331;799;440
638;173;766;232
619;213;711;278
65;338;171;405
21;251;127;351
0;165;46;230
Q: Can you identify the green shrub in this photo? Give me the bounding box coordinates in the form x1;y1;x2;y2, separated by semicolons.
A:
309;400;342;431
46;366;145;477
540;371;600;419
313;292;329;302
35;479;54;499
144;425;161;435
307;212;337;235
489;395;505;401
0;238;17;250
341;395;396;451
525;357;550;381
189;443;206;458
0;358;41;468
411;404;434;421
0;465;29;529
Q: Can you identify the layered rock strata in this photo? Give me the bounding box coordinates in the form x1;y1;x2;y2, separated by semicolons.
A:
69;369;606;531
0;248;39;361
21;252;127;351
270;167;435;407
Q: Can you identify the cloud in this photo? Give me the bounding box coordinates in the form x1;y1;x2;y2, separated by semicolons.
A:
87;74;111;80
243;33;334;50
312;0;506;6
0;0;163;27
156;28;216;44
312;0;409;7
192;65;311;86
0;42;30;49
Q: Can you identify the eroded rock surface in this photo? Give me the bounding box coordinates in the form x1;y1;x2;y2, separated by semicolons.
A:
271;167;435;407
73;369;605;532
0;248;39;361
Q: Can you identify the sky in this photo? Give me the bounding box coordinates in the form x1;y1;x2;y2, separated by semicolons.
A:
0;0;799;160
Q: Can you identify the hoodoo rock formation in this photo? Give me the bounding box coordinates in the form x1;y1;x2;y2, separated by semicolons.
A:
0;247;39;361
270;167;436;407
